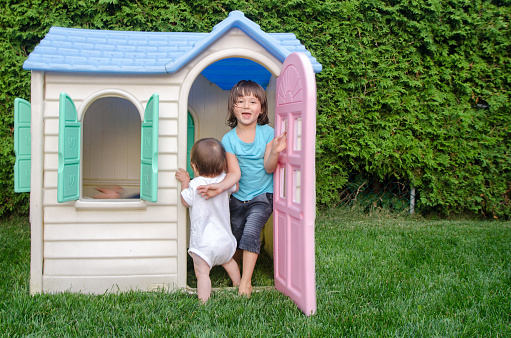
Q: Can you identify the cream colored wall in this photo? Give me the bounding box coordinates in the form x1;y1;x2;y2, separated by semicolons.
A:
37;72;182;294
30;71;44;294
187;74;231;140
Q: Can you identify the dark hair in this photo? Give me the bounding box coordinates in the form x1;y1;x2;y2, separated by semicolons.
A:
190;138;226;177
227;80;269;128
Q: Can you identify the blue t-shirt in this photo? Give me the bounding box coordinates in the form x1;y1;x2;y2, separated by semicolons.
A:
222;124;275;201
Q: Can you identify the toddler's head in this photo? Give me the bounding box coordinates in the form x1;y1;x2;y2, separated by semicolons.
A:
227;80;269;128
190;138;226;177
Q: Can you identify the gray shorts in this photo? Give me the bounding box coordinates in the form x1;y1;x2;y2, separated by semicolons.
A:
229;193;273;254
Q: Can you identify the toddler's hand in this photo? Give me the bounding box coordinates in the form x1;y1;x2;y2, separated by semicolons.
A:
175;168;190;184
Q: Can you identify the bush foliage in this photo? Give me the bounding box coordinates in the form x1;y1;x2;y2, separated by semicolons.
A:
1;0;509;217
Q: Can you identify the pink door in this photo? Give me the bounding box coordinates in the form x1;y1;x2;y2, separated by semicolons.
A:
273;52;317;316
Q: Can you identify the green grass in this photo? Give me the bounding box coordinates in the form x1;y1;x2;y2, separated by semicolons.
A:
1;210;510;336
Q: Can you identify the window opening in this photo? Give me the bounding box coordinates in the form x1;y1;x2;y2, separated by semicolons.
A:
82;97;141;199
293;117;302;151
280;167;287;199
293;169;301;204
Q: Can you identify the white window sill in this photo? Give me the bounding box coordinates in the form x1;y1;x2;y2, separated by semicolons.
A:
74;199;147;211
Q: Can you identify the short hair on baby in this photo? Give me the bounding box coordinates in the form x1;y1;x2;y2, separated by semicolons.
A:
190;138;226;177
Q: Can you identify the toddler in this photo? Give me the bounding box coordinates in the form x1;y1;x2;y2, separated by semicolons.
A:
175;138;240;303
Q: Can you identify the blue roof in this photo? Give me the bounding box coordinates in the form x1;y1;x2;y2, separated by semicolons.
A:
23;11;321;89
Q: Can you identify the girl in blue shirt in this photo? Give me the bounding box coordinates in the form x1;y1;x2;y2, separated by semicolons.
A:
198;80;287;297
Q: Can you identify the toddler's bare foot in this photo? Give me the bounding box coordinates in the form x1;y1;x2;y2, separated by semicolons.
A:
238;282;253;298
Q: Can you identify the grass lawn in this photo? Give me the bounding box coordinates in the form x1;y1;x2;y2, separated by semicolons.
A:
1;209;510;336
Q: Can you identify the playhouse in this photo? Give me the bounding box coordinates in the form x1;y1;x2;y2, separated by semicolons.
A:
15;11;321;315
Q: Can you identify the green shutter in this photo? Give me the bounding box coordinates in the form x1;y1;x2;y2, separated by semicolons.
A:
57;93;81;203
14;98;31;193
140;94;159;202
187;112;195;178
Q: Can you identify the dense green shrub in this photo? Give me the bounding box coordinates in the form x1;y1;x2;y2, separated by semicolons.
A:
0;0;509;217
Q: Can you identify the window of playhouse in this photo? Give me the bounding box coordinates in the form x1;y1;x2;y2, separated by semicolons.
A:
82;97;141;199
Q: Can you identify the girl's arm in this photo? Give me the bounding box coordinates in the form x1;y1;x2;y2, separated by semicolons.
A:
264;131;287;174
197;152;241;199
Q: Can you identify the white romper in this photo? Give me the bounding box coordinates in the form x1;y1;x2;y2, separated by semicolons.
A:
181;173;237;268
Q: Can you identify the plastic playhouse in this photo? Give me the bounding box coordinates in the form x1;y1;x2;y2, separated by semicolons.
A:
15;11;321;315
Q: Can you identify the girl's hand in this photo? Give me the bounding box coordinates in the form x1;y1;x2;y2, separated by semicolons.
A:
264;132;288;174
197;152;241;199
175;168;190;184
271;131;287;154
197;183;222;199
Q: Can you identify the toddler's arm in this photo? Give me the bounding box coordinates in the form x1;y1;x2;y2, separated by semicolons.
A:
175;168;191;207
197;152;240;199
264;131;287;174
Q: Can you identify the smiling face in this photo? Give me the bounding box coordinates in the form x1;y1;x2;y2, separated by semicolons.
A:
233;95;262;128
227;80;269;128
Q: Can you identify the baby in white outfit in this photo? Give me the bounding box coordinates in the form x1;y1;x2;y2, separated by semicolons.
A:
175;138;240;303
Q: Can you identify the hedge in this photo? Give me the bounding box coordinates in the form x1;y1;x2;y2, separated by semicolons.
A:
1;0;510;217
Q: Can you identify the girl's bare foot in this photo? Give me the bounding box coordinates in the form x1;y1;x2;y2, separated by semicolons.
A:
238;282;253;298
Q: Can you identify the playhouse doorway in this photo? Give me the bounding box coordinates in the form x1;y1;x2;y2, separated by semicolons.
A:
82;97;141;199
184;58;276;289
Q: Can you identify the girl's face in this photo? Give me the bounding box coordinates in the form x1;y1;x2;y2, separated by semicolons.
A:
233;95;261;127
